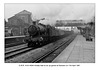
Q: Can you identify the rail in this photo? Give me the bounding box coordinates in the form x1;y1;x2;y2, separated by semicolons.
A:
5;35;28;39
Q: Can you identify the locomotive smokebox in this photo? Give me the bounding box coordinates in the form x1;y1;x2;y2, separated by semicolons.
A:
28;24;47;37
28;25;38;36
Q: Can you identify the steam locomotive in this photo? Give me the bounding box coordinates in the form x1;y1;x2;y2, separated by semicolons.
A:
24;19;68;47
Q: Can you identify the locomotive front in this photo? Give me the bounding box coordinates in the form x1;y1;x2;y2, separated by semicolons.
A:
28;25;39;37
28;24;47;37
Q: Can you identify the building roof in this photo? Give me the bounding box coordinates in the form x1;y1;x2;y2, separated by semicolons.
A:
16;10;32;15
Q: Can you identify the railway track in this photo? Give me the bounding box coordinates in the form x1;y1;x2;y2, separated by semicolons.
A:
5;42;25;48
5;34;69;61
5;42;50;60
5;33;75;63
32;34;76;63
5;47;33;60
5;42;53;60
5;44;27;53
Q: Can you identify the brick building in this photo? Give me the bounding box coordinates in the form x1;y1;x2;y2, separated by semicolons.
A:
15;10;32;24
6;10;32;36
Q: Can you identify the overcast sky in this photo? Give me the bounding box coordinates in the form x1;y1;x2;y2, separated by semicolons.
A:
5;3;95;25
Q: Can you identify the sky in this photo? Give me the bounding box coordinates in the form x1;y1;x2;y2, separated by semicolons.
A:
5;3;95;25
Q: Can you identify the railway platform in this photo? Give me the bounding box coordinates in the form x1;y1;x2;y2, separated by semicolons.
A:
52;34;95;63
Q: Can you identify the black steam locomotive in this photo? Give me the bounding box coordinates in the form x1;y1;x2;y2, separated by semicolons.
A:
24;19;67;47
